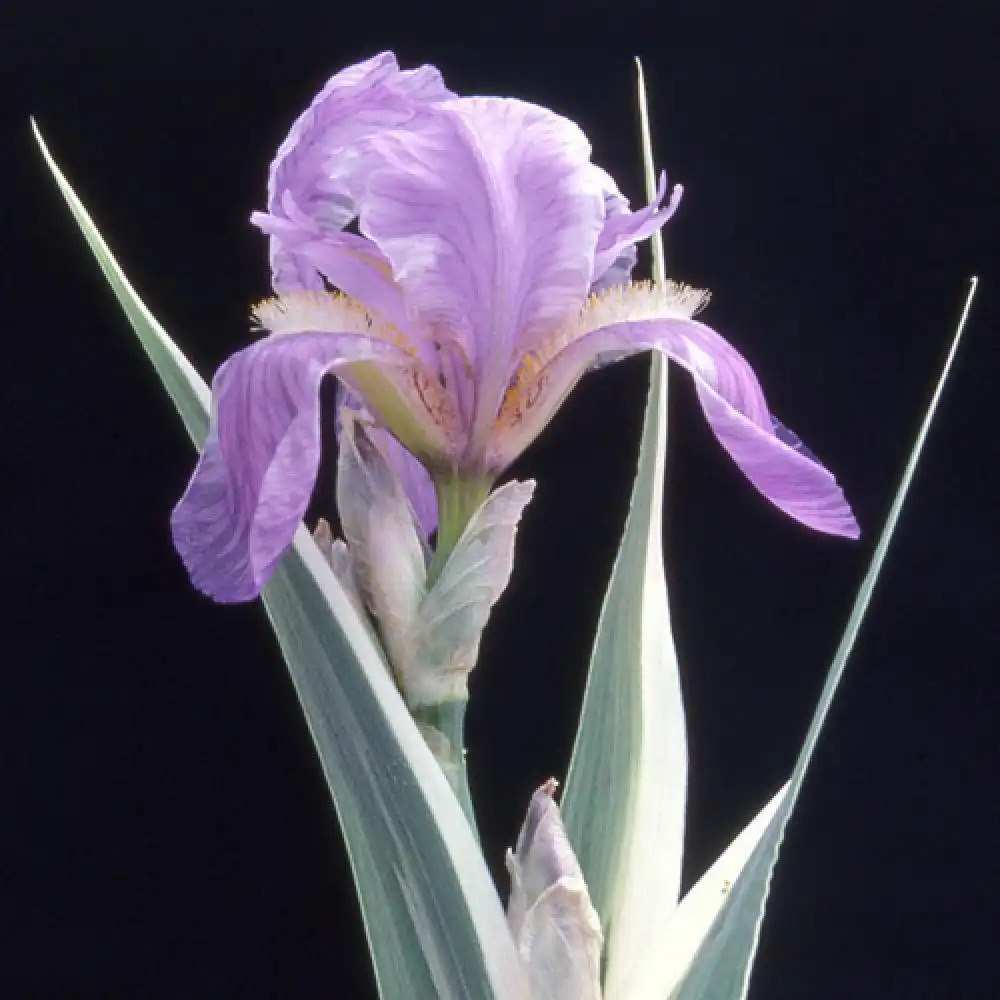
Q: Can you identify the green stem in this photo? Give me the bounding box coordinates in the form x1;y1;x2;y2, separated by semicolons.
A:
411;699;479;838
428;472;491;586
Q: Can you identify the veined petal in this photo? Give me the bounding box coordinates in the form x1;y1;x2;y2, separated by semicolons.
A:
267;52;451;215
256;290;461;464
488;282;709;471
171;321;415;603
257;51;452;294
251;214;410;332
492;282;859;538
591;169;682;291
339;98;607;449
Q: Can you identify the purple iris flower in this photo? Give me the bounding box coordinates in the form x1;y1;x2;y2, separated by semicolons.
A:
171;51;858;603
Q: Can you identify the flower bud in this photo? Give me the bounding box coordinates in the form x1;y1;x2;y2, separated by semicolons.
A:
507;779;603;1000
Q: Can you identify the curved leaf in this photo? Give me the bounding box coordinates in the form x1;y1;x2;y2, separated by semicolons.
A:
34;122;527;1000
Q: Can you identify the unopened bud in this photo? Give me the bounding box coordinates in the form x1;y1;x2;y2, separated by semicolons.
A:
506;779;603;1000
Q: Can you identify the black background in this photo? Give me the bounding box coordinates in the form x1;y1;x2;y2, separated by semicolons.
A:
3;1;998;997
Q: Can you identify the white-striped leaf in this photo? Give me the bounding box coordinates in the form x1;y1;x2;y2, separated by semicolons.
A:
34;122;527;1000
669;276;975;1000
559;59;688;1000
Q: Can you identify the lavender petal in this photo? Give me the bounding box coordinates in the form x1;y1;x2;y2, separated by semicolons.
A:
591;170;682;289
171;331;410;602
256;51;452;296
338;98;607;446
499;316;859;538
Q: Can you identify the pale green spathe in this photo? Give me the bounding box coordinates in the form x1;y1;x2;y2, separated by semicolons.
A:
34;122;528;1000
413;479;535;706
337;410;534;710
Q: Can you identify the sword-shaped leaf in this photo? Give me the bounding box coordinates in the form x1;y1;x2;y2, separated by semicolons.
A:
667;293;978;1000
34;122;528;1000
559;59;688;1000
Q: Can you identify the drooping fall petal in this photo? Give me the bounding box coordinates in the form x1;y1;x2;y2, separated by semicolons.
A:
491;283;859;538
171;328;411;602
176;53;857;603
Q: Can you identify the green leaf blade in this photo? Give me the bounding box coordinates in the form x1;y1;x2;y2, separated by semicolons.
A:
35;124;528;1000
33;120;210;449
654;785;786;1000
668;284;978;1000
263;534;527;1000
560;57;688;1000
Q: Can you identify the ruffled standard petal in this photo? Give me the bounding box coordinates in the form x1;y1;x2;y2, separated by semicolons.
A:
338;98;607;447
256;51;453;295
492;283;859;538
171;331;413;603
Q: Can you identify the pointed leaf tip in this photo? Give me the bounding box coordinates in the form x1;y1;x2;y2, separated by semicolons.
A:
669;277;979;1000
39;142;528;1000
562;60;685;1000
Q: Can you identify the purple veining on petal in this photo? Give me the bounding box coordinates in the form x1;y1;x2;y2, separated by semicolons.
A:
334;97;607;451
256;51;453;295
171;331;412;602
771;415;821;464
179;52;858;602
591;170;682;290
251;214;410;331
493;315;859;539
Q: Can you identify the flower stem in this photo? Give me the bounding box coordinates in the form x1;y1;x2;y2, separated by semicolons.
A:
428;472;491;586
411;699;478;837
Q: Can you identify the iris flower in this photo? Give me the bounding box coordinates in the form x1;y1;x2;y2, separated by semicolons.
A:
171;51;858;603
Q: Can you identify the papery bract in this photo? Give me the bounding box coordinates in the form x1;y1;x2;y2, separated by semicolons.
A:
507;780;603;1000
171;51;858;603
334;412;533;708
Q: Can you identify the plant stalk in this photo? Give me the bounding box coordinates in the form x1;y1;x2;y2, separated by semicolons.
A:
411;698;479;838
